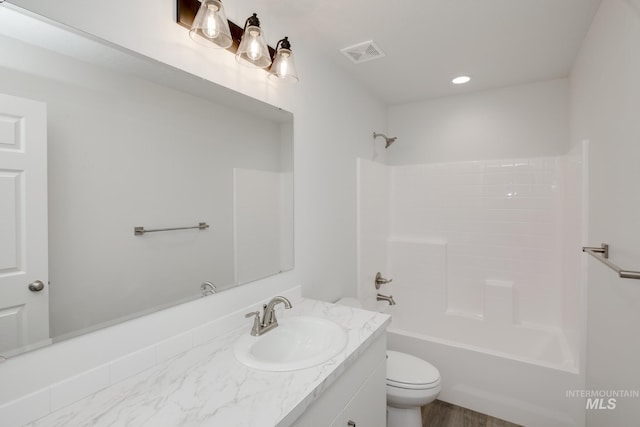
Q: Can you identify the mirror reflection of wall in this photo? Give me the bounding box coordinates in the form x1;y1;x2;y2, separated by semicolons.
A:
233;168;294;284
0;11;293;357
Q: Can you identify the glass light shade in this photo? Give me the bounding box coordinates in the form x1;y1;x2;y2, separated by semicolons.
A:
236;15;272;69
269;47;299;83
189;0;232;49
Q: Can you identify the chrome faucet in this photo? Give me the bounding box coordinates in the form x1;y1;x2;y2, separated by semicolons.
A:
200;281;216;296
245;296;293;336
377;293;396;306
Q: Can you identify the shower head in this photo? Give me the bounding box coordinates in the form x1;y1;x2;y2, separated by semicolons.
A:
373;132;397;148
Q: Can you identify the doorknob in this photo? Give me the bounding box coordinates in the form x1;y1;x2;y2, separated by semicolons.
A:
28;280;45;292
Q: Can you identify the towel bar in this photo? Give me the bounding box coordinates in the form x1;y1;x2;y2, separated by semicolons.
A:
582;243;640;280
134;222;209;236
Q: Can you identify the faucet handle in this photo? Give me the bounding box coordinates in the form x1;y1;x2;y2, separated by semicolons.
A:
375;272;393;289
245;311;262;336
200;281;216;296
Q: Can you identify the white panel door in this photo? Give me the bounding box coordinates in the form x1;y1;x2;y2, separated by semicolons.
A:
0;92;49;357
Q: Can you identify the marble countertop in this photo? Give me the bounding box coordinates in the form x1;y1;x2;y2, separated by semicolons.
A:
27;298;390;427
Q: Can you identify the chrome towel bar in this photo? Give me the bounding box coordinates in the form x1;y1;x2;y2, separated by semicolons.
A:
134;222;209;236
582;243;640;280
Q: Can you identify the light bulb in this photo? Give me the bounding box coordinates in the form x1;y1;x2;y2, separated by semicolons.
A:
276;52;290;77
203;5;219;38
248;30;261;60
249;40;261;60
277;61;288;78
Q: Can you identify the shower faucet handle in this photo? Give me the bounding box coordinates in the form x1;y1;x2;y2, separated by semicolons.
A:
375;272;393;289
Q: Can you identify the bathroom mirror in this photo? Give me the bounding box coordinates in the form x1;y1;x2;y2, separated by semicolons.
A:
0;6;294;358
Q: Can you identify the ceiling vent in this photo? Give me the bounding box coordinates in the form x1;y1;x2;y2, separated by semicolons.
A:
340;40;385;64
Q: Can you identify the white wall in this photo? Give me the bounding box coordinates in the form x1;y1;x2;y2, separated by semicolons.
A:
387;78;569;165
570;0;640;424
233;169;292;284
0;0;385;407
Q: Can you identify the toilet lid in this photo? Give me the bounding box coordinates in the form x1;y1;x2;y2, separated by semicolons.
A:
386;351;440;390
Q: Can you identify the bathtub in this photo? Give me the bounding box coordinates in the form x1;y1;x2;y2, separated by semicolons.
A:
386;316;586;427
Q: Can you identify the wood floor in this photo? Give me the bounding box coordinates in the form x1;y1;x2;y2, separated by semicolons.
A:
422;400;522;427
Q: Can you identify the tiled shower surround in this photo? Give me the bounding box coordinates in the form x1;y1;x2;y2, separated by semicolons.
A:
360;147;586;425
390;156;565;327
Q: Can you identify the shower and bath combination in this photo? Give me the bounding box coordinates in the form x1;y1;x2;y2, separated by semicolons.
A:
373;132;397;148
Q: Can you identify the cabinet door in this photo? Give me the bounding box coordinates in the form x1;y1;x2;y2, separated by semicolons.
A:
330;360;386;427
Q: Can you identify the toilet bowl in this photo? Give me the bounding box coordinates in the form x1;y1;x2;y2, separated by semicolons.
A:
386;350;441;427
335;297;441;427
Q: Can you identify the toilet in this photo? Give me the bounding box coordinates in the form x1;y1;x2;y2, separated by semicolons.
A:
386;350;441;426
336;298;441;427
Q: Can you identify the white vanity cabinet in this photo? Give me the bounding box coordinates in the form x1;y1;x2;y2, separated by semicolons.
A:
329;361;386;427
290;333;387;427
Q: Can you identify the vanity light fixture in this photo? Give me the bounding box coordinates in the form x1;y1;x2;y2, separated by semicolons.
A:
177;0;299;82
452;75;471;84
189;0;232;48
268;37;299;83
236;13;271;69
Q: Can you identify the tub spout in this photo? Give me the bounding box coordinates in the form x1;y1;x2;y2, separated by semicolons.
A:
377;293;396;305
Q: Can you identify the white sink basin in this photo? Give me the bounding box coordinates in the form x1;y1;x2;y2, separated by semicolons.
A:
233;315;348;371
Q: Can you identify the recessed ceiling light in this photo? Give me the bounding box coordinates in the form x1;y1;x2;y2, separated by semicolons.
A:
452;75;471;84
